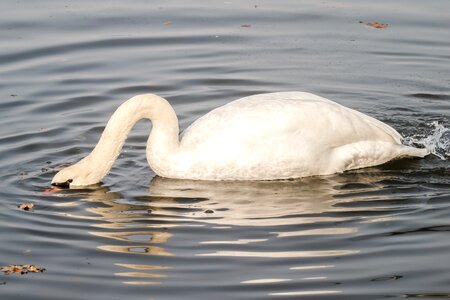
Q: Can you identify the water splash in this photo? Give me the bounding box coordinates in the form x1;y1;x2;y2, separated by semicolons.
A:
403;121;450;160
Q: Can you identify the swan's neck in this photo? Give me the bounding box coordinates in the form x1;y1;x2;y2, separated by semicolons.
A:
84;94;180;181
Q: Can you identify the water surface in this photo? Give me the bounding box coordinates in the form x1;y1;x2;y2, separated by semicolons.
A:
1;1;449;299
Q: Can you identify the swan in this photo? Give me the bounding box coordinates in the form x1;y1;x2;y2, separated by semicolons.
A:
52;92;429;188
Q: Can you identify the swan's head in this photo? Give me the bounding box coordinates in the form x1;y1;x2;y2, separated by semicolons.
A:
51;159;102;188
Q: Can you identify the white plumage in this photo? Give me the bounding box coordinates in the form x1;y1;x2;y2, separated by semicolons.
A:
52;92;429;187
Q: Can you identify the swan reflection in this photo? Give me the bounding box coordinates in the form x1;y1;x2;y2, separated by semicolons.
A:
147;172;394;227
147;176;338;228
55;170;408;289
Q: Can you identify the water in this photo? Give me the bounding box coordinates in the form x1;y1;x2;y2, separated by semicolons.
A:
1;0;449;299
404;122;450;160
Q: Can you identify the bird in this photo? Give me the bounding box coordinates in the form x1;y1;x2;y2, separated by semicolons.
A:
52;92;429;188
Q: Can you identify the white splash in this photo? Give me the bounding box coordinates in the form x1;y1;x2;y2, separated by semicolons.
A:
403;121;450;160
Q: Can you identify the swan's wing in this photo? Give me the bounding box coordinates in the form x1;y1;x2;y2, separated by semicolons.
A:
182;92;401;151
261;92;402;143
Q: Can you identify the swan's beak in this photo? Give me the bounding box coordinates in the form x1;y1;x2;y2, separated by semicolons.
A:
51;180;71;189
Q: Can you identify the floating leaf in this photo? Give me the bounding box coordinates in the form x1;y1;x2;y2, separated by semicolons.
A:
18;203;34;211
0;264;46;275
359;21;388;29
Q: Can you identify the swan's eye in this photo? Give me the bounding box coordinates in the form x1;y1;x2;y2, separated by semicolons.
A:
67;179;73;183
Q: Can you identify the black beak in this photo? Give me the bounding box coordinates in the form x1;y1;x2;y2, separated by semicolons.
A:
51;180;72;189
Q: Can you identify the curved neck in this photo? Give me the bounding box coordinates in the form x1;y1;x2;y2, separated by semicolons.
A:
85;94;180;180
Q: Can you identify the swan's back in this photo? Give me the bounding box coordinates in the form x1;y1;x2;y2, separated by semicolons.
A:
182;92;400;148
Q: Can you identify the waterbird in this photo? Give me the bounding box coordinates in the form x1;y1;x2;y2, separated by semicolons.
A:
52;92;429;188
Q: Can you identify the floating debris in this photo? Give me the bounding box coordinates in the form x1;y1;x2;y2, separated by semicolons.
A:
0;264;46;275
18;203;34;211
371;274;403;281
359;21;388;29
18;171;28;179
241;24;251;28
204;209;214;214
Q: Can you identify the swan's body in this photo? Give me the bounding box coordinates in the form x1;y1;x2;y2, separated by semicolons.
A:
52;92;429;187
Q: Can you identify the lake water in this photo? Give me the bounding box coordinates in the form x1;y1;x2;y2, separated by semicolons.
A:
1;1;449;299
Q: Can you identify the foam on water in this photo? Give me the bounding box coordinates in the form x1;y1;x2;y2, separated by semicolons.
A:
403;121;450;160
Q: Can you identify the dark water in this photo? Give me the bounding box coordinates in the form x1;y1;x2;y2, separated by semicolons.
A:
1;1;449;299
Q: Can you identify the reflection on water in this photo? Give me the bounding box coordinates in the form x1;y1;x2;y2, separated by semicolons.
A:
269;290;341;296
115;271;168;286
241;278;292;284
147;173;402;227
51;169;429;290
115;263;173;286
97;245;172;256
196;249;358;258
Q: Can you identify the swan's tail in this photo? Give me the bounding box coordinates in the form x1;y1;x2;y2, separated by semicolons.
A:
398;145;430;158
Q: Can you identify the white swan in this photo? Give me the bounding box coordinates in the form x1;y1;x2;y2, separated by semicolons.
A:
52;92;429;188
